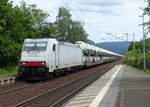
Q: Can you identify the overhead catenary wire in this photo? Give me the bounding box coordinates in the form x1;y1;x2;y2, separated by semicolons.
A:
59;0;132;42
59;0;107;37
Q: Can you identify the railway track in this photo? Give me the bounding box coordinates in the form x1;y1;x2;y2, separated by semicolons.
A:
14;61;119;107
0;61;120;107
0;82;37;96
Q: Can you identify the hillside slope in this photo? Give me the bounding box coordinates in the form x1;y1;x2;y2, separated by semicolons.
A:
96;41;131;54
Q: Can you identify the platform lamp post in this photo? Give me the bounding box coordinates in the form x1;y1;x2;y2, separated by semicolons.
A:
139;13;146;70
124;33;129;64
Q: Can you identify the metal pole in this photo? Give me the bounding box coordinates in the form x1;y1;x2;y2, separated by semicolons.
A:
126;33;129;64
148;0;150;30
142;14;146;70
133;33;135;50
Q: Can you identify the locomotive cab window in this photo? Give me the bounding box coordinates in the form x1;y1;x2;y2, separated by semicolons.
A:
53;44;56;51
23;42;47;52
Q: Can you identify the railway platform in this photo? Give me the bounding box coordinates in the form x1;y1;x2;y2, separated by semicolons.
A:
0;74;16;85
62;65;150;107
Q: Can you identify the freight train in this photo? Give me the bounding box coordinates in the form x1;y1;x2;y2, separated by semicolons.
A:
18;38;123;80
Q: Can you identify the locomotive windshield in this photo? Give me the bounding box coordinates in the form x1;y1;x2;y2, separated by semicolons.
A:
23;42;47;51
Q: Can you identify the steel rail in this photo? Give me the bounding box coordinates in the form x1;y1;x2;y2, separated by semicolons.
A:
14;64;115;107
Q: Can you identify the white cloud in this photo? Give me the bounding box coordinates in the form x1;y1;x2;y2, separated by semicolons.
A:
12;0;144;43
79;0;124;8
71;0;144;42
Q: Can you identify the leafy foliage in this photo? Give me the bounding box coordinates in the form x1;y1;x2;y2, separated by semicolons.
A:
128;38;150;69
54;7;88;43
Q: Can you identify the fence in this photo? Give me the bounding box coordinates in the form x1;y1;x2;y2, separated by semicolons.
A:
127;59;150;70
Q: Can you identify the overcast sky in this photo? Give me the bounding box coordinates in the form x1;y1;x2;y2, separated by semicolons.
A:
12;0;146;43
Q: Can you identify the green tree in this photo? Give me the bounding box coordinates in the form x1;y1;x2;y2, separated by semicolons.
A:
55;7;72;40
11;1;49;42
55;7;88;43
67;21;88;43
0;0;15;67
0;0;49;68
128;38;150;69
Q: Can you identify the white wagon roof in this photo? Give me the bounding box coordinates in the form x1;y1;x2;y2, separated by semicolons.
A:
76;41;123;57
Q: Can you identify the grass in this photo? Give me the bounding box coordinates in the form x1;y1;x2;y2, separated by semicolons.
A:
0;66;18;75
144;70;150;73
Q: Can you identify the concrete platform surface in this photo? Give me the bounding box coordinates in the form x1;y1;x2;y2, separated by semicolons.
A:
117;65;150;107
62;65;122;107
62;65;150;107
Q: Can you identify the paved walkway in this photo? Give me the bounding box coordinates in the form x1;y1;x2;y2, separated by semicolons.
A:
117;65;150;107
62;65;150;107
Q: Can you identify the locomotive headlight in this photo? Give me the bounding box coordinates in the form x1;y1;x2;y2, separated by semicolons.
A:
21;62;26;65
22;62;26;65
40;61;46;65
41;62;45;65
